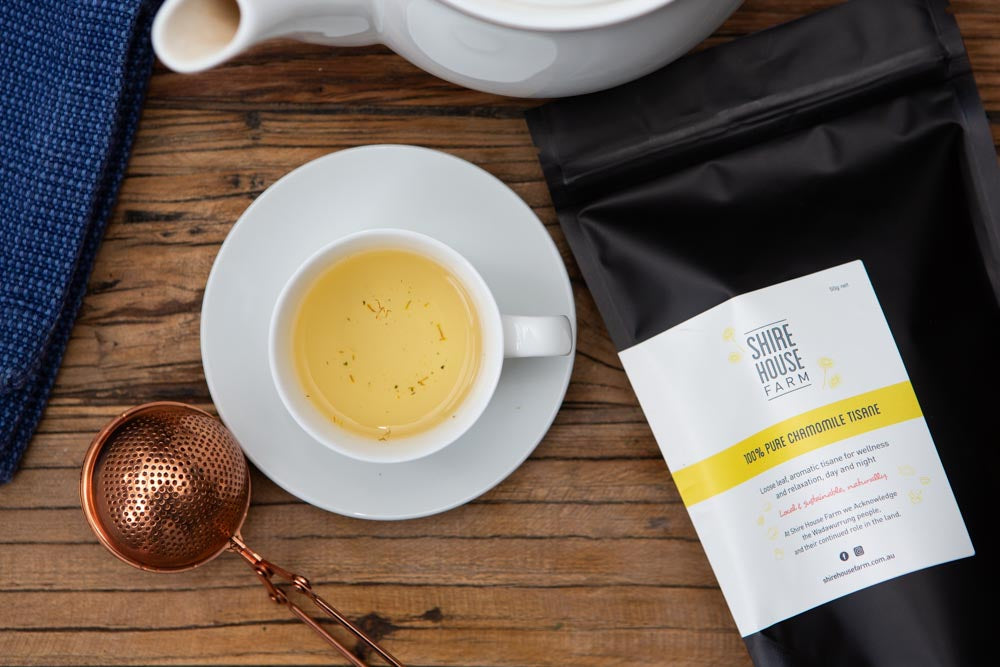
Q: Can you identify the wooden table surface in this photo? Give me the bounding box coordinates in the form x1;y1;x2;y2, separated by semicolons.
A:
2;1;997;665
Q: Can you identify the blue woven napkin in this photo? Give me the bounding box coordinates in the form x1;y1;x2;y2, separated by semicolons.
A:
0;0;162;483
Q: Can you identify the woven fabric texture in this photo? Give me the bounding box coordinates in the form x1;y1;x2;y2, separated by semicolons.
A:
0;0;162;483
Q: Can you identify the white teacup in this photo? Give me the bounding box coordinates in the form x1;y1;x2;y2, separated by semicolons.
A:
269;228;573;464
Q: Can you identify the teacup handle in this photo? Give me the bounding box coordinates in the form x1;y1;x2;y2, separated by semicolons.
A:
501;315;573;358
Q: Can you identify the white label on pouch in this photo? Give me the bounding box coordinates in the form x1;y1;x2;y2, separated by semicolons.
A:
619;260;973;636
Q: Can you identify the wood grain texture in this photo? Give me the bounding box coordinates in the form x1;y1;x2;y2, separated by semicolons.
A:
1;1;996;665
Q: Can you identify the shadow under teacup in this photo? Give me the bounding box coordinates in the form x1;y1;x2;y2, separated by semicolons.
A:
269;229;573;464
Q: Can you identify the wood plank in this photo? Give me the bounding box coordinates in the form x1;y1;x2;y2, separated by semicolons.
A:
1;627;747;667
0;458;679;511
0;537;716;591
0;588;742;667
0;586;732;631
0;500;699;544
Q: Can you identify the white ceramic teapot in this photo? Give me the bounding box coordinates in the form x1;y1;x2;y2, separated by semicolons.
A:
152;0;742;98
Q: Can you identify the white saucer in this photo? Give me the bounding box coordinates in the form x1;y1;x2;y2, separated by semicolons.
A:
201;145;576;520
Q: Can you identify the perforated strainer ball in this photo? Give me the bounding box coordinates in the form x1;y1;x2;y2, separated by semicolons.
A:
81;403;251;571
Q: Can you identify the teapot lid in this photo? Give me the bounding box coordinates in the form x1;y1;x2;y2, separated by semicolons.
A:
441;0;678;32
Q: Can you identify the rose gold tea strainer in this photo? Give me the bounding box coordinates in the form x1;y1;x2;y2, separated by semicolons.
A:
80;402;404;667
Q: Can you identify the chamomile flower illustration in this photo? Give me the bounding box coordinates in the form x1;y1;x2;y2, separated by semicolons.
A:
829;374;842;388
900;466;931;504
723;327;745;363
818;357;836;388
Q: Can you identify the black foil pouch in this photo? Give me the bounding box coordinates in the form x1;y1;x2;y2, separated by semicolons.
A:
528;1;998;665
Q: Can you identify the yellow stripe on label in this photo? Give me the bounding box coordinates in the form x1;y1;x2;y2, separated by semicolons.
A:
672;381;923;507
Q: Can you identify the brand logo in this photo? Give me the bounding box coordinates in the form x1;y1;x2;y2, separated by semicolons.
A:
738;320;811;400
724;319;845;401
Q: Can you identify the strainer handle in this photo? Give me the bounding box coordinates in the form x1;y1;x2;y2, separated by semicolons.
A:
230;536;404;666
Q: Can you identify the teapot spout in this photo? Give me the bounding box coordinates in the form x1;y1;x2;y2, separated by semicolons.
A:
152;0;379;73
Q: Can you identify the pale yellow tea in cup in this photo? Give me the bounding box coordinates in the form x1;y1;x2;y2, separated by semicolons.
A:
291;249;481;441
